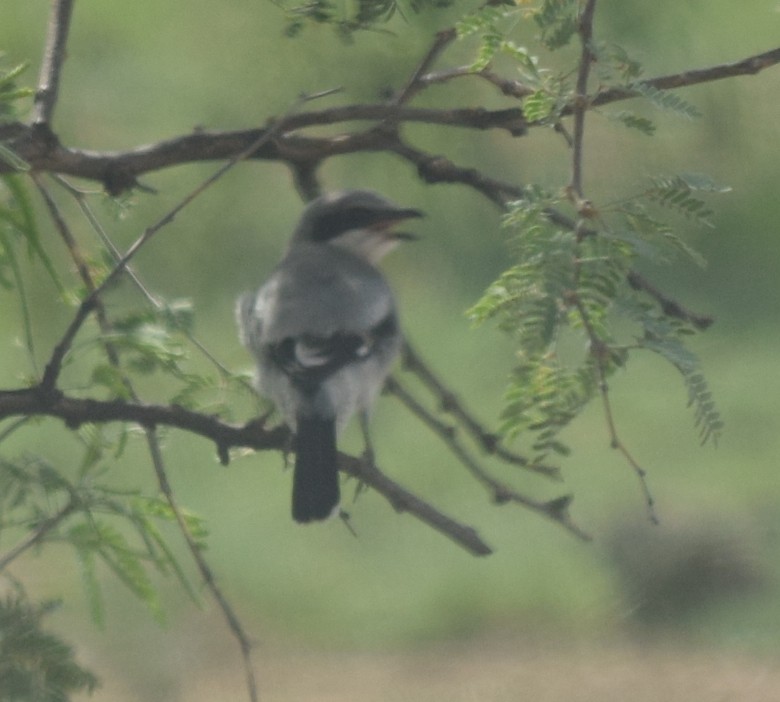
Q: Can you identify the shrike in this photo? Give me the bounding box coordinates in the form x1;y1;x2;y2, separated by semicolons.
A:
237;190;422;522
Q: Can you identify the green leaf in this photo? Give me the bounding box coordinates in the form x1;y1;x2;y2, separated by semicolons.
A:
1;174;64;293
91;363;134;399
0;59;33;120
611;110;656;135
646;173;730;228
0;594;99;699
71;533;106;627
523;89;557;123
629;81;701;119
533;0;578;50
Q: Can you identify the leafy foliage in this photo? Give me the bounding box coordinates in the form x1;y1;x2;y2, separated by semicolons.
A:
458;1;725;459
470;172;725;458
277;0;453;38
0;56;32;120
0;451;205;627
629;303;724;445
0;0;747;695
533;0;578;50
0;595;99;701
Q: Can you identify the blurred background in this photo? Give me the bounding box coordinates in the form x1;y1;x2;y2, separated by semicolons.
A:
2;1;780;700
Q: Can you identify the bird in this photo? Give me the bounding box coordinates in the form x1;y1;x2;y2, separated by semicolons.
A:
236;190;422;523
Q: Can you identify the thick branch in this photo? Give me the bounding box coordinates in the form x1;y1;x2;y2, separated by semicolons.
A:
390;138;523;206
3;43;776;195
0;389;288;454
0;388;493;555
1;103;527;190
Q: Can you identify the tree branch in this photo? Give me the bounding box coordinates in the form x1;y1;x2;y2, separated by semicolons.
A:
1;43;773;199
32;0;75;127
0;498;78;571
627;270;714;330
0;388;495;555
399;342;560;479
587;45;780;111
391;28;458;106
385;375;588;541
570;0;597;197
339;453;493;556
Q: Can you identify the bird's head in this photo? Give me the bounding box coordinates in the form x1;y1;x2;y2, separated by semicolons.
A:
292;190;423;264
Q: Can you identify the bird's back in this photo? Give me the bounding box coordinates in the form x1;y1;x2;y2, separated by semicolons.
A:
257;243;396;342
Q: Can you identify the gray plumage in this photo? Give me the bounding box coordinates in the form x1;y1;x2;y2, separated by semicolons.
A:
237;190;422;522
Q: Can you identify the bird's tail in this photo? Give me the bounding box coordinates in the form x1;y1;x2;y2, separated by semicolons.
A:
292;415;340;523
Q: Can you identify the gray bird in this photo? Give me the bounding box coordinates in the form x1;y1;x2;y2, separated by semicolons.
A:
237;190;422;522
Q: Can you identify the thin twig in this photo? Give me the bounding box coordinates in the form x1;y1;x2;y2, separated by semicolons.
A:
0;416;30;444
34;173;126;393
339;452;493;556
32;0;75;127
146;426;259;701
400;342;559;478
52;174;239;378
35;172;261;701
386;376;588;540
391;28;458;106
417;66;536;100
627;270;713;330
573;297;658;524
586;45;780;111
597;377;658;524
39;89;337;392
0;499;78;571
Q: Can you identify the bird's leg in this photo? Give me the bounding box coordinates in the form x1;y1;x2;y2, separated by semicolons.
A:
359;411;376;470
349;411;376;503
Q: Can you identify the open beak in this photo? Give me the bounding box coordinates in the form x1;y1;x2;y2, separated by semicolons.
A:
376;208;424;241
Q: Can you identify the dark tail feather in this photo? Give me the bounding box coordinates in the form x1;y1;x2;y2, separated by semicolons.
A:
292;416;340;523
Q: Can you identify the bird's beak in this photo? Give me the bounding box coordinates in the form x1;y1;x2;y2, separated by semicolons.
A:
380;208;424;242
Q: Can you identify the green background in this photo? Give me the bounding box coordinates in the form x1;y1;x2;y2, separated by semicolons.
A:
2;1;780;699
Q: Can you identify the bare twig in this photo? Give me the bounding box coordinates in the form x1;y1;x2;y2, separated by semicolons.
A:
572;297;658;524
35;172;261;701
390;137;522;207
339;452;493;556
146;426;259;701
34;173;125;394
399;342;560;479
391;28;458;105
385;376;588;540
586;45;780;111
570;0;598;197
418;66;536;100
38;89;335;392
0;498;78;571
32;0;75;127
627;270;714;330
